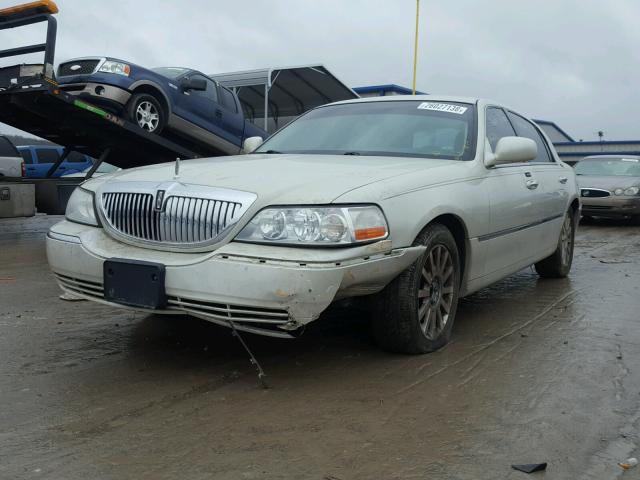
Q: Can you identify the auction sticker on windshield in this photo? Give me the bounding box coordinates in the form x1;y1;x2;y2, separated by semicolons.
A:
417;102;468;114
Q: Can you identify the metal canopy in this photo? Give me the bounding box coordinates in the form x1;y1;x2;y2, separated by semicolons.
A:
211;65;358;133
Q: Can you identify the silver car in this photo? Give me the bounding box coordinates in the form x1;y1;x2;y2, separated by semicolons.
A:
47;96;579;354
575;155;640;221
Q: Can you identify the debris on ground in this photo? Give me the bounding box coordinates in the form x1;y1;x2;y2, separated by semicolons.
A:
511;463;547;473
59;293;86;302
619;458;638;470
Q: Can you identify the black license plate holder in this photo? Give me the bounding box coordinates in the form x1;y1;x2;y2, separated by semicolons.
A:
103;258;166;309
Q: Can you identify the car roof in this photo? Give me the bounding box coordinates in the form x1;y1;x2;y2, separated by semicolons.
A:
327;94;482;107
581;155;640;161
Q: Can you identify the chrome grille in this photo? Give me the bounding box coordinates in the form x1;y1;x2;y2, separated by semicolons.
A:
102;192;241;244
581;188;610;198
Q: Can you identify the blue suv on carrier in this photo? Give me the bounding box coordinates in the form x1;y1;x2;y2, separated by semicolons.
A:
56;57;266;155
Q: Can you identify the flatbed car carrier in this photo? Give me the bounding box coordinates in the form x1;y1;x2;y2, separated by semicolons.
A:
0;1;231;213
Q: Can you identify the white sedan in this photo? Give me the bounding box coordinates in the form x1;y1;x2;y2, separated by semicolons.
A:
47;96;579;354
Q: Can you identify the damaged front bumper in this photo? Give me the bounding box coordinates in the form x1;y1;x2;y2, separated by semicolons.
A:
46;220;424;337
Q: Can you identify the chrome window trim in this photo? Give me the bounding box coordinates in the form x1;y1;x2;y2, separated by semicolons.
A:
95;181;257;252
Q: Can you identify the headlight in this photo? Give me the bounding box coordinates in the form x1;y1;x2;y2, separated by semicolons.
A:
624;186;639;196
236;205;389;246
99;60;130;76
614;188;624;196
65;188;99;227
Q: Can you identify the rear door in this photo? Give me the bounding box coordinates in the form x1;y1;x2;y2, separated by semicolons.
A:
506;111;568;252
482;106;545;275
64;151;93;174
217;85;244;146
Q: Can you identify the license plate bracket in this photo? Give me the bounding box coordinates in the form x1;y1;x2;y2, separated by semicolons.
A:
103;258;166;309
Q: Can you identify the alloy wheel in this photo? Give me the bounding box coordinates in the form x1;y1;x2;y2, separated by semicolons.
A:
135;101;160;132
418;244;455;340
560;214;573;266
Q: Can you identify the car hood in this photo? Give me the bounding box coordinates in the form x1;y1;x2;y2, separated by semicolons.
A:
577;175;640;190
84;154;451;205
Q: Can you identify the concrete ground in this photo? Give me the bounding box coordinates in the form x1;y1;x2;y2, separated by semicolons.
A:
1;215;639;480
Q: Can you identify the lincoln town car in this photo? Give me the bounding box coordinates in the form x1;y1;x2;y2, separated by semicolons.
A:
47;96;579;353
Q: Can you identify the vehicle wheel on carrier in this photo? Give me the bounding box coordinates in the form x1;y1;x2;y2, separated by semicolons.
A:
534;209;576;278
126;93;165;134
372;224;461;354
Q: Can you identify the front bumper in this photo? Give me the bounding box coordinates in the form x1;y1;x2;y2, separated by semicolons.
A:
581;196;640;217
58;82;131;110
47;221;424;337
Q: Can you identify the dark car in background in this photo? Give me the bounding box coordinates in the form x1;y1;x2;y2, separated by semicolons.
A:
575;155;640;221
56;57;267;154
17;145;93;178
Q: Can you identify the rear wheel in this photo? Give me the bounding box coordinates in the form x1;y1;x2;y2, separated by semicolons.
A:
535;209;576;278
372;224;461;354
126;93;166;134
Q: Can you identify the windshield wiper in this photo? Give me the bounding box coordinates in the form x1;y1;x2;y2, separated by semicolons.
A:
263;150;283;154
343;151;361;155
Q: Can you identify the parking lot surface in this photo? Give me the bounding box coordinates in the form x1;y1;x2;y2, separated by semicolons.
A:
1;215;639;480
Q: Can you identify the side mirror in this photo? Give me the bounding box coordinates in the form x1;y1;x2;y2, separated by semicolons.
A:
485;136;537;167
242;136;263;153
180;77;206;91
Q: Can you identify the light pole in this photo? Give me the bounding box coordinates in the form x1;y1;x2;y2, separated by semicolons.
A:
412;0;420;95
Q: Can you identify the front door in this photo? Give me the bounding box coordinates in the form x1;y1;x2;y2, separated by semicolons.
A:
482;107;546;277
172;73;221;134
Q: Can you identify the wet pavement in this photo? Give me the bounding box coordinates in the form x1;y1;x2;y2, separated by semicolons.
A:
1;215;639;479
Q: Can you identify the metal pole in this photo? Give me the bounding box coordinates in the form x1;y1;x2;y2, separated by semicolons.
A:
264;84;269;131
412;0;420;95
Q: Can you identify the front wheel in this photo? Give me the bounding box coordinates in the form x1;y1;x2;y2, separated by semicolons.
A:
126;93;166;134
372;224;461;354
534;209;576;278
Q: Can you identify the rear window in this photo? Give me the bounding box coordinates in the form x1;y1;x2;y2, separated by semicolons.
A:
0;137;19;157
220;87;238;112
67;151;88;163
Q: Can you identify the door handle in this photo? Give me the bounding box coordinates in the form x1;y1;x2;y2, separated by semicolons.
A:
526;179;539;190
558;177;568;184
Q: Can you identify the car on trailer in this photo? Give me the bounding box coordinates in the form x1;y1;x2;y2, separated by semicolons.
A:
56;59;267;154
48;96;579;354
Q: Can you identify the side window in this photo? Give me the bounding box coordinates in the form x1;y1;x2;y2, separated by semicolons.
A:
0;137;19;157
67;151;88;163
506;112;553;163
19;149;34;164
219;87;238;113
35;148;61;164
188;75;218;103
485;107;516;151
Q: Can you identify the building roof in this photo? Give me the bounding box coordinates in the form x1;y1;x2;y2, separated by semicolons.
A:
210;65;358;131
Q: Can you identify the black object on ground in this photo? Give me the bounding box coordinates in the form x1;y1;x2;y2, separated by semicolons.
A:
511;463;547;473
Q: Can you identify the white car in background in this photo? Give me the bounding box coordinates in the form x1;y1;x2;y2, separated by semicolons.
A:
47;96;579;354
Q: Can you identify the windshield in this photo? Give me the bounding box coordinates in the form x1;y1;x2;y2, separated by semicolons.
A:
255;100;477;160
575;158;640;176
151;67;190;79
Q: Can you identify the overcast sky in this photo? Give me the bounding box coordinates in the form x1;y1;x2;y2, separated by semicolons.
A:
1;0;638;141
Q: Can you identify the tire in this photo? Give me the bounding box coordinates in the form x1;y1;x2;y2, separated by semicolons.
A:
126;93;166;134
372;224;461;354
534;209;576;278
